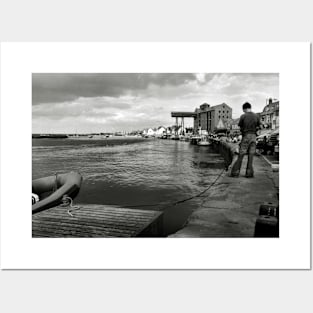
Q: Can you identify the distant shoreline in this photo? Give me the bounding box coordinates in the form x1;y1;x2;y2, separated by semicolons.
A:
32;134;147;139
32;135;153;147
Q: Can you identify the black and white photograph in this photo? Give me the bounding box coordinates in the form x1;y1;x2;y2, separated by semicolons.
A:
32;73;280;238
1;42;310;271
0;1;312;312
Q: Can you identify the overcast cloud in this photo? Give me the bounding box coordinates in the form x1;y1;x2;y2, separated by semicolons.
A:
32;73;279;133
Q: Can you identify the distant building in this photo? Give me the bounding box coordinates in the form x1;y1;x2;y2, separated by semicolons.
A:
155;126;166;137
147;128;155;136
170;125;183;135
228;118;241;134
165;127;172;135
142;128;155;137
193;102;233;133
216;118;226;129
259;98;279;130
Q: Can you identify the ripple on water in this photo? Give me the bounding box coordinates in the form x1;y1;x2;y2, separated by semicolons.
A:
32;138;225;235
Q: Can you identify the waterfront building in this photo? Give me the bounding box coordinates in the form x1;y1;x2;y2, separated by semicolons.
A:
155;126;166;137
147;128;155;136
171;125;183;135
193;102;233;133
142;128;155;137
228;118;241;135
165;127;172;135
259;98;279;130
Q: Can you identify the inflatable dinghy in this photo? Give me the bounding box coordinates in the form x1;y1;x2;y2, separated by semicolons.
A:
32;172;82;214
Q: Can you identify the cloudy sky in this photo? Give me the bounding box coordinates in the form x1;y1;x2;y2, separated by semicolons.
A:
32;73;279;133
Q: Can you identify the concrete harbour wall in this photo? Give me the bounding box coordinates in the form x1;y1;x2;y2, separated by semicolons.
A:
169;139;278;237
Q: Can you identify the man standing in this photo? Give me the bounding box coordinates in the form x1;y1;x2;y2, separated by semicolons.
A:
230;102;260;178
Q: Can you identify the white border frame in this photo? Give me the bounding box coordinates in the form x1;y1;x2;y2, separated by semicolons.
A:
0;42;311;269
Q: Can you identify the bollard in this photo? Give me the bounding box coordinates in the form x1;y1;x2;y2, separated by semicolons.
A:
259;202;279;218
254;215;279;237
255;203;279;237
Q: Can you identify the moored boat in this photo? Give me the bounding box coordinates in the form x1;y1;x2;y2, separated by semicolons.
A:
190;135;201;145
32;172;83;214
171;134;180;140
197;136;211;146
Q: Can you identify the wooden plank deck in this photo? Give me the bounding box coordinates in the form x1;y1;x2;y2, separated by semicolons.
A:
32;204;163;238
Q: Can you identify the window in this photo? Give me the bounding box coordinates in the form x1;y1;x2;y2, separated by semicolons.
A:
223;111;224;113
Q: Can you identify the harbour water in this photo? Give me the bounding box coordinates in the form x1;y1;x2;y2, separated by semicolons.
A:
32;137;225;236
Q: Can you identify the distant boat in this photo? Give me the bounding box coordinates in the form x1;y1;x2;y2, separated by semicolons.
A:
197;136;211;146
171;134;180;140
190;135;201;145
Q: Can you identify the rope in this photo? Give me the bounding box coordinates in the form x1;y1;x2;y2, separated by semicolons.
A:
58;169;225;215
171;168;225;206
121;168;225;210
60;195;81;217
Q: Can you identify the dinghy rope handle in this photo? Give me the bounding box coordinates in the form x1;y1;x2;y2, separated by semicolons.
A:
60;195;81;217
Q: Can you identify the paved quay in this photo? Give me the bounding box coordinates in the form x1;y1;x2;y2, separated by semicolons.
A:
170;141;279;237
